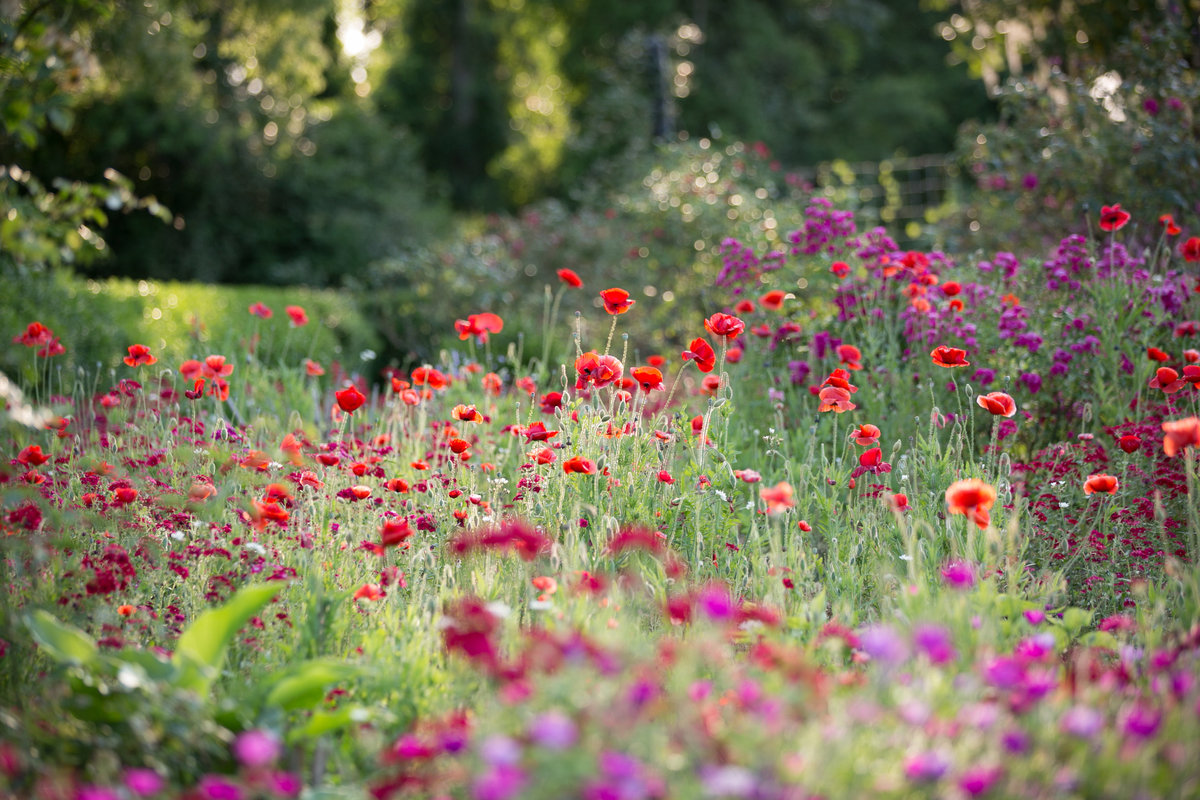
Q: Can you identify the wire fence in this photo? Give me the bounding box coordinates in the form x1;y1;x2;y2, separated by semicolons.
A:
791;153;963;243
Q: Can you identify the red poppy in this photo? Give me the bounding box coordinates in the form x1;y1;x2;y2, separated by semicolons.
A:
1147;347;1170;362
482;372;502;396
945;478;996;529
529;447;556;465
726;347;743;363
531;575;557;597
734;299;755;314
37;337;65;358
830;261;850;278
850;424;880;446
208;377;230;402
1150;366;1187;394
600;287;635;315
522;422;558;442
563;455;597;474
380;519;413;547
111;486;139;507
760;481;795;514
203;355;234;378
942;281;963;297
1163;416;1200;456
452;404;484;423
1174;321;1198;338
1099;204;1131;232
354;583;383;602
703;312;746;340
759;290;788;311
657;470;674;484
681;337;716;373
13;321;54;347
248;302;273;319
734;468;761;483
1117;434;1140;453
818;385;855;413
285;305;309;326
976;391;1016;417
821;368;858;393
335;385;366;413
948;299;965;312
647;354;665;368
556;268;583;288
574;351;623;389
1183;365;1200;385
630;366;664;392
699;374;721;396
859;447;883;468
889;493;909;511
305;359;325;376
454;312;504;343
123;344;157;367
1083;473;1119;495
1160;214;1182;236
836;344;863;370
930;345;970;368
1183;237;1200;262
539;392;563;414
17;445;50;466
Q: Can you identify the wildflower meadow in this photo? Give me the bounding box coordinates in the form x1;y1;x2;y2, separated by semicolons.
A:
4;196;1200;800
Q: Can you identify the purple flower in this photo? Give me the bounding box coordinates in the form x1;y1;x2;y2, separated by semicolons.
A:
529;711;577;750
984;655;1026;690
1023;609;1046;626
268;772;301;798
859;624;910;667
1060;705;1104;739
959;766;1004;796
913;624;957;665
1121;704;1161;739
1001;728;1029;754
940;560;976;590
1019;372;1042;395
472;764;526;800
480;735;522;766
198;775;243;800
124;769;165;797
904;751;949;783
697;584;734;620
234;729;280;768
699;765;758;798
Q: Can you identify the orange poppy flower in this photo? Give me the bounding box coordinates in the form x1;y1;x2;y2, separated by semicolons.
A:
557;268;583;288
630;366;664;392
976;391;1016;417
563;456;597;474
700;374;722;396
760;481;795;514
482;372;503;396
305;359;325;376
704;312;746;340
179;359;204;381
945;478;996;529
354;583;383;601
600;287;635;315
759;290;788;310
522;422;558;442
1160;214;1182;236
930;345;970;368
1083;473;1119;495
123;344;157;367
574;351;623;389
203;355;234;378
117;604;136;617
1162;416;1200;456
681;337;716;373
455;312;504;343
335;385;366;413
818;385;855;413
850;424;880;446
452;404;484;423
821;368;858;393
836;344;863;371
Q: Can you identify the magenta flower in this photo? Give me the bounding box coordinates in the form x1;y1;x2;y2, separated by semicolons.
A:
913;624;957;665
234;729;280;768
940;560;976;590
528;711;578;750
124;768;165;797
904;751;949;783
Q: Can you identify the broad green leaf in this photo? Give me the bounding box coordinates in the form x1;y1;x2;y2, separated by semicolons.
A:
173;583;281;695
26;609;98;666
288;706;369;743
264;660;359;712
1060;607;1093;636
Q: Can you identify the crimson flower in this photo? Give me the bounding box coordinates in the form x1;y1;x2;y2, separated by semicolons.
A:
539;392;563;414
600;287;635;315
285;305;308;326
248;302;273;319
1160;214;1182;236
1149;366;1186;394
703;312;746;340
1117;434;1140;454
522;422;558;442
976;391;1016;417
1184;237;1200;262
836;344;863;370
123;344;157;367
13;321;53;347
1083;473;1119;495
681;337;716;373
17;445;49;466
380;519;413;548
830;261;850;278
1147;347;1170;362
1099;204;1131;231
630;366;664;392
556;268;583;288
941;281;962;296
930;345;970;368
335;385;366;413
203;355;234;378
574;351;623;389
